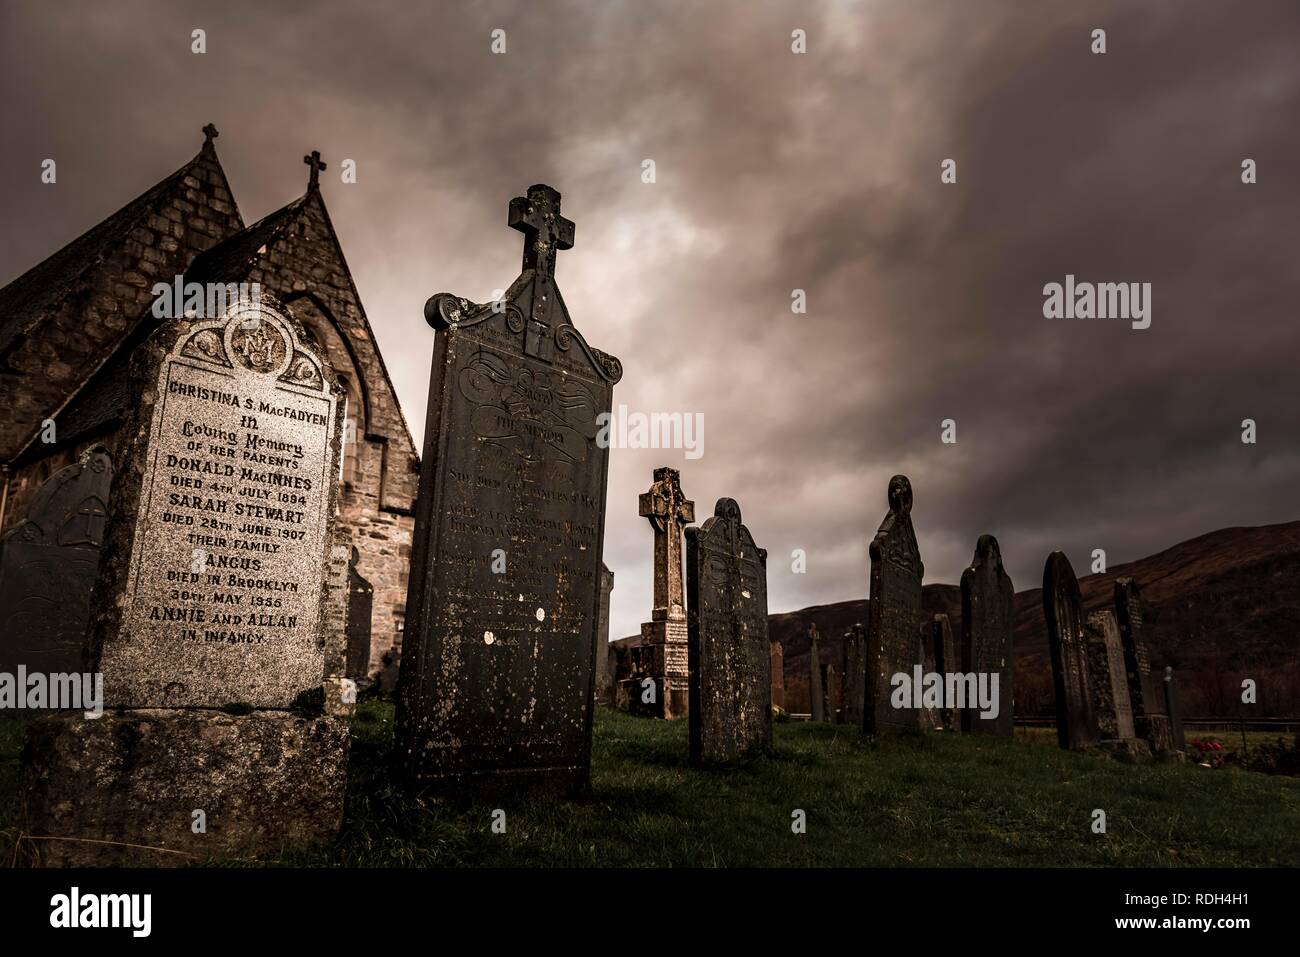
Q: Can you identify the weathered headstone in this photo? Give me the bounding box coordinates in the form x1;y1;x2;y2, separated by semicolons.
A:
959;534;1014;736
323;529;355;716
770;640;785;710
827;664;843;724
594;563;614;705
395;185;622;798
1085;609;1136;741
0;447;112;679
1114;578;1171;751
634;467;695;719
808;624;825;722
930;613;959;731
865;475;924;734
21;295;349;864
917;624;940;730
1043;551;1099;750
1163;666;1186;751
685;498;770;764
345;548;373;680
841;623;866;727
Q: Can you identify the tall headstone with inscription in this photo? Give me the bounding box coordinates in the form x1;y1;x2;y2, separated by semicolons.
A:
865;475;924;734
1043;551;1099;750
0;447;113;680
959;535;1014;736
1085;610;1137;744
685;498;770;764
19;294;348;865
395;185;622;798
634;467;695;719
1113;578;1171;752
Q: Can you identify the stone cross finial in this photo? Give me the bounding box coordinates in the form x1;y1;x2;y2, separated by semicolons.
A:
202;123;219;145
638;467;695;620
303;150;327;189
508;184;573;327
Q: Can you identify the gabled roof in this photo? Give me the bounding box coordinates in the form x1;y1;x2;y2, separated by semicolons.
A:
0;143;224;363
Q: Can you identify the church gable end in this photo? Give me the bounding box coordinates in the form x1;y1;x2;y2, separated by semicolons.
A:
0;130;244;462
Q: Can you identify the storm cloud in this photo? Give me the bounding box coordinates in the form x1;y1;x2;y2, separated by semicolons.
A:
1;0;1297;641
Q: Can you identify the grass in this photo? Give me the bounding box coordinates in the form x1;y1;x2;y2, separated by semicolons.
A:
295;703;1300;867
5;705;1299;867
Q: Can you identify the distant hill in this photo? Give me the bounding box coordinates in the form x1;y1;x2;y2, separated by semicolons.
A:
630;521;1300;717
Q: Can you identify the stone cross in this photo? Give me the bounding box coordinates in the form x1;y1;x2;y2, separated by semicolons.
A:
303;150;327;189
639;467;695;620
202;122;219;144
509;184;574;329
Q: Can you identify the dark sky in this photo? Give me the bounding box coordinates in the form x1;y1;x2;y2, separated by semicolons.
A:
2;0;1297;642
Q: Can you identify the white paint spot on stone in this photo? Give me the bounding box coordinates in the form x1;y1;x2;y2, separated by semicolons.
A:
535;607;546;622
484;631;495;644
741;590;752;599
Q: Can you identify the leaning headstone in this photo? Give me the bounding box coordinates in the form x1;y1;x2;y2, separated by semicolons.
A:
808;625;825;722
930;614;959;731
842;623;867;727
770;641;785;711
20;294;348;865
1114;578;1171;751
685;498;770;764
1085;610;1136;742
1163;666;1186;751
634;467;695;719
395;184;622;798
865;475;924;734
960;534;1014;736
1042;551;1100;750
0;447;113;680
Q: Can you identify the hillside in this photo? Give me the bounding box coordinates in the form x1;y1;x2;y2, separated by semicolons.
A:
701;521;1300;717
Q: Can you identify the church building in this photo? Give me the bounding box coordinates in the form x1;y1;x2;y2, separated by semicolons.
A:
0;125;419;683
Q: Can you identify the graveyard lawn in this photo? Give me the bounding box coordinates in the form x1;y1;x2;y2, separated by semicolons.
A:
4;707;1299;867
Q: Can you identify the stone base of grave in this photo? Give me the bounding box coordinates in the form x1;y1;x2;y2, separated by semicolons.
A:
16;709;349;867
1094;738;1154;764
1139;714;1174;753
628;618;689;719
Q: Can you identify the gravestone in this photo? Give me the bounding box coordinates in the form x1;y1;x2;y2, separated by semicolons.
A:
634;467;694;719
808;624;825;722
827;664;843;724
322;530;355;716
1114;578;1171;751
865;475;924;734
394;184;622;798
685;498;771;764
770;640;785;710
0;447;112;679
1043;551;1100;750
917;624;940;730
594;563;614;705
1163;666;1185;751
345;548;374;679
1085;610;1136;741
20;294;349;864
842;623;867;727
959;534;1014;736
930;613;959;731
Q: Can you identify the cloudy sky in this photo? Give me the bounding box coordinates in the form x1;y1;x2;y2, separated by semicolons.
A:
2;0;1297;642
